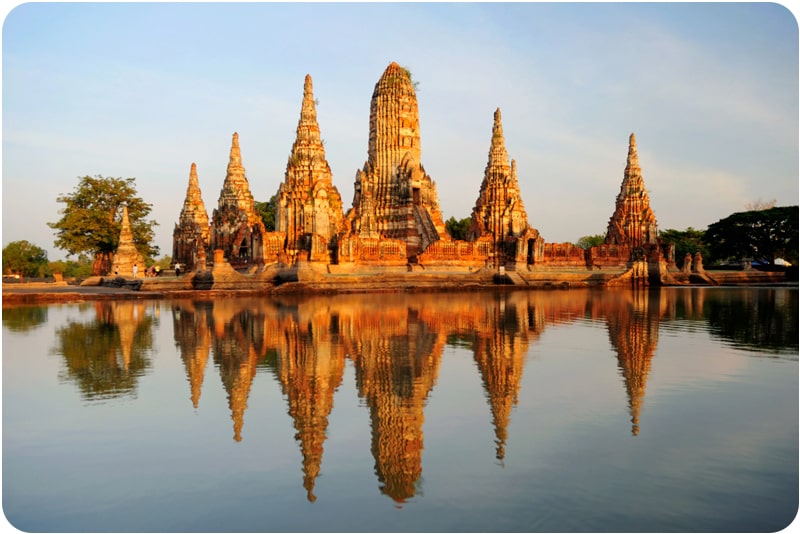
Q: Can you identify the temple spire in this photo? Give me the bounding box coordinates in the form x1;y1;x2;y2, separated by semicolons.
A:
488;107;509;168
172;163;210;272
605;132;659;247
276;74;344;254
348;61;446;257
210;131;266;264
119;202;133;243
227;132;244;174
624;132;641;180
290;74;325;161
300;74;319;131
188;162;200;189
467;107;534;248
368;62;421;169
181;163;208;220
217;131;257;217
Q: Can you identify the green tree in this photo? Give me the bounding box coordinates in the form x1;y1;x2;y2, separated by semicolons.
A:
659;227;710;268
154;255;173;270
48;176;158;275
2;240;49;278
705;206;798;265
574;234;605;249
255;194;278;231
47;253;94;279
401;66;420;92
445;216;471;240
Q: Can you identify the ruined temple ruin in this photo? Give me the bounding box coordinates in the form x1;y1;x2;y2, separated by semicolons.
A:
588;132;671;270
276;74;344;264
468;108;544;267
166;63;699;287
342;62;447;263
172;162;210;271
605;133;659;249
109;202;145;277
209;132;267;266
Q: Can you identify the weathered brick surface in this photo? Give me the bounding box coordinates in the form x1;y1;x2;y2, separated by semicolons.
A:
277;75;344;264
173;162;210;271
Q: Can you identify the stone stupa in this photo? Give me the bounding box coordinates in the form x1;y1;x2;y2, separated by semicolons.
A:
109;202;145;278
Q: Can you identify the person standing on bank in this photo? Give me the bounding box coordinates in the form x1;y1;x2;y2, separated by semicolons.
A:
133;263;138;279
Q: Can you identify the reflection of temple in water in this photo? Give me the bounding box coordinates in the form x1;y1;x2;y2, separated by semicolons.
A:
211;300;264;442
47;288;790;503
600;290;662;436
172;300;212;408
272;300;347;502
163;289;710;502
450;292;542;462
54;300;155;400
347;299;445;504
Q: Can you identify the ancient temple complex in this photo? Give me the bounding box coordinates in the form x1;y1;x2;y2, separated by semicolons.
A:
276;74;344;264
168;62;678;285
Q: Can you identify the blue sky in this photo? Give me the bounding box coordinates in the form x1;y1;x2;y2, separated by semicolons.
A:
2;2;798;261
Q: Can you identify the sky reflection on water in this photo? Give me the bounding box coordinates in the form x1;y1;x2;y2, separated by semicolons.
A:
2;287;797;532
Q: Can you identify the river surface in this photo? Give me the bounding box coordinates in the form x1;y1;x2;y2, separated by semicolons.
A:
2;287;797;532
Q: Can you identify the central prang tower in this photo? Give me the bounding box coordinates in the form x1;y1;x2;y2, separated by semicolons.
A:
346;62;447;259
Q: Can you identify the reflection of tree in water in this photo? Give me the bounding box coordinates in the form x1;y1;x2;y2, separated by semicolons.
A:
53;301;154;400
2;306;48;332
704;289;798;355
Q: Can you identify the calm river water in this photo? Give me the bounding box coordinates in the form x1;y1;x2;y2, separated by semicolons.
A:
2;287;797;532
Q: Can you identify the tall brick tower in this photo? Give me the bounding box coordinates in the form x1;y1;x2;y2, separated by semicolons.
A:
347;62;446;258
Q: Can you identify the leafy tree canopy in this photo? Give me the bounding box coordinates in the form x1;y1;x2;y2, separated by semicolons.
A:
48;175;159;261
47;253;94;279
705;206;798;265
3;240;49;277
658;227;710;267
255;194;278;231
445;216;471;240
574;234;605;249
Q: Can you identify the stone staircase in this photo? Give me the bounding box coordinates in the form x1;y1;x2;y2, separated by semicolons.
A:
504;271;528;285
413;205;440;250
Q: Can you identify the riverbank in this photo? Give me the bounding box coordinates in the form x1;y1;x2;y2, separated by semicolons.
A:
2;266;795;306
